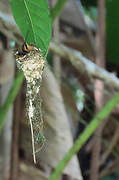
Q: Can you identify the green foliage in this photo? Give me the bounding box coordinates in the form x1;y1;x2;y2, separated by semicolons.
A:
106;0;119;64
11;0;52;57
48;92;119;180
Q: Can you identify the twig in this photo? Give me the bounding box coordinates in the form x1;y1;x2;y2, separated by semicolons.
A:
49;42;119;90
10;84;22;180
100;160;119;178
72;0;96;55
100;127;119;166
90;0;106;179
29;114;36;164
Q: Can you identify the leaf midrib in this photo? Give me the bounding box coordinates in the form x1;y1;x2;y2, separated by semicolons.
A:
23;0;36;44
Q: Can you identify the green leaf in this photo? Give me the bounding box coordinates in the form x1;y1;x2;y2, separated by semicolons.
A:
11;0;52;56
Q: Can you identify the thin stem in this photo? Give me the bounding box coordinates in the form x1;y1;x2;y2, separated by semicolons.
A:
0;71;24;132
29;115;36;164
90;0;106;179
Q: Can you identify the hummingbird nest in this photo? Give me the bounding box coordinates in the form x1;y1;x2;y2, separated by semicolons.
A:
15;47;45;163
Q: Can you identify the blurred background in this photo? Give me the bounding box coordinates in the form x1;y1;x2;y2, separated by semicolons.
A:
0;0;119;180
